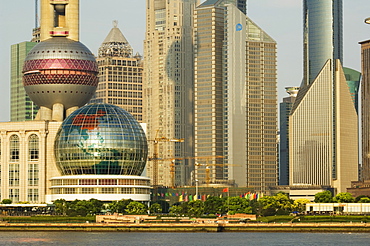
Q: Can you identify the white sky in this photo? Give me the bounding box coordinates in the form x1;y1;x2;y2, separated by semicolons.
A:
0;0;369;122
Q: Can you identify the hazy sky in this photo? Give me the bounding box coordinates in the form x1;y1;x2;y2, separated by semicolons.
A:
0;0;369;122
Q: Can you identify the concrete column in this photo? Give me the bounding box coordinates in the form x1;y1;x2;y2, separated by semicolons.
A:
39;106;52;121
52;103;64;121
66;106;79;117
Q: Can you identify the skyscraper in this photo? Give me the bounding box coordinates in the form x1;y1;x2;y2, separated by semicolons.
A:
289;0;357;193
279;87;299;186
360;18;370;181
91;22;143;122
144;0;199;187
303;0;343;85
11;42;39;121
194;0;278;191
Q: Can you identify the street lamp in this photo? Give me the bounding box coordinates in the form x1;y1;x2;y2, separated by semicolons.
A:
195;179;199;201
366;17;370;25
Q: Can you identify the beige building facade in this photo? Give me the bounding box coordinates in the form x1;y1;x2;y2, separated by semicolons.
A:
91;23;143;122
289;60;358;193
144;0;199;186
0;121;61;203
194;1;278;191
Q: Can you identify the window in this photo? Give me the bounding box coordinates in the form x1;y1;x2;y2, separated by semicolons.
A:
28;189;39;203
9;164;19;186
9;135;19;162
28;134;39;161
28;164;39;186
9;189;19;203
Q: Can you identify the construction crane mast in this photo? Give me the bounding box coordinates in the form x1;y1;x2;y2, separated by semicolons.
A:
148;136;184;186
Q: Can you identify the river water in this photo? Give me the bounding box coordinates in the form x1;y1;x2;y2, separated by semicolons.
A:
0;231;369;246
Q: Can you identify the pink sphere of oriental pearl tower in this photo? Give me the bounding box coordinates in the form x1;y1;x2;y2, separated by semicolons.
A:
22;37;98;121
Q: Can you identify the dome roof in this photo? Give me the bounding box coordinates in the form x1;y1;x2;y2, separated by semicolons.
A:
24;37;96;62
54;103;148;176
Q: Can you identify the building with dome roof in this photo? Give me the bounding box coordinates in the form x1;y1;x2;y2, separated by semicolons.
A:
90;22;143;123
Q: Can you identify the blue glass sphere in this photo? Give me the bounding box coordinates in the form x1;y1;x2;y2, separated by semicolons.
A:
54;103;148;176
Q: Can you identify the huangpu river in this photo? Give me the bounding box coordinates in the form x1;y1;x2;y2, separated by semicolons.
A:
0;231;369;245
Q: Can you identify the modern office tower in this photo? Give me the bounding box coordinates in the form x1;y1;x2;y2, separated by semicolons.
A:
360;18;370;181
194;0;278;191
303;0;343;85
40;0;79;41
144;0;199;187
90;22;143;122
279;87;299;186
290;60;358;193
290;1;357;193
11;42;39;121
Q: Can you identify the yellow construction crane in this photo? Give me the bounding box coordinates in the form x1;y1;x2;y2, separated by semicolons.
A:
148;155;224;187
148;135;184;186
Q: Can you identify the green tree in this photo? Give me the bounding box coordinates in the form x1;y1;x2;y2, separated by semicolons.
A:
355;195;370;203
333;192;355;203
149;203;162;214
1;199;12;204
204;196;227;215
227;197;252;215
258;193;293;216
358;197;370;203
53;199;68;216
169;205;183;216
108;199;133;214
293;198;310;212
125;201;147;215
187;200;205;217
314;191;333;203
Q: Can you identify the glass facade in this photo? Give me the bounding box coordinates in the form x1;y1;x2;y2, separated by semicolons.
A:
54;103;148;176
10;42;39;121
303;0;343;85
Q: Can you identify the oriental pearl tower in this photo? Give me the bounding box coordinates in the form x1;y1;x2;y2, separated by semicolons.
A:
22;0;98;121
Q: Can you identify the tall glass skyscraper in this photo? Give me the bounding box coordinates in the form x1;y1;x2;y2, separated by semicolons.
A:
11;42;39;121
303;0;343;85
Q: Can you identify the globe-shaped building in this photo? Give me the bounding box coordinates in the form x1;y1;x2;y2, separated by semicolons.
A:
22;37;98;110
54;103;148;176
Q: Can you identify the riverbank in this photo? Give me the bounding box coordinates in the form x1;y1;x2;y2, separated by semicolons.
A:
0;222;370;232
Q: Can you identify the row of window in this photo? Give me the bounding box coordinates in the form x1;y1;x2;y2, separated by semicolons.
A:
8;134;39;162
8;188;39;203
51;178;150;186
51;187;150;195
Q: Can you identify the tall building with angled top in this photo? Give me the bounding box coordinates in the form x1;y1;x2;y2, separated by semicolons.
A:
194;0;278;192
289;0;358;193
90;22;143;122
144;0;199;187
